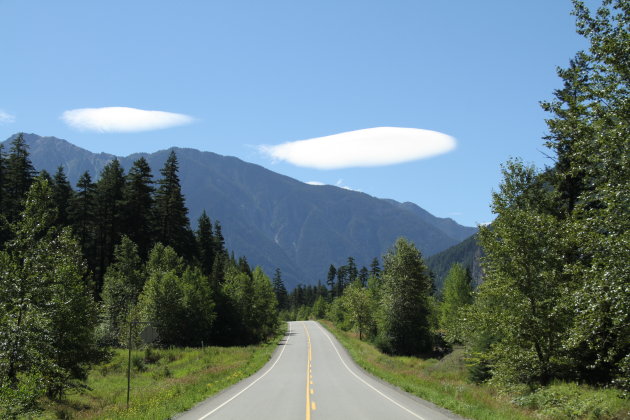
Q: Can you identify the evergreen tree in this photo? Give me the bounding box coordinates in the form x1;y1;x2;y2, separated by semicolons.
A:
93;159;125;295
154;151;193;259
213;220;226;255
238;256;252;278
336;265;348;296
195;210;215;276
272;268;289;310
0;144;8;245
51;166;73;227
69;172;97;279
346;256;358;283
121;157;155;258
358;266;369;287
326;264;337;299
378;238;433;356
370;257;381;279
4;133;36;221
0;143;5;214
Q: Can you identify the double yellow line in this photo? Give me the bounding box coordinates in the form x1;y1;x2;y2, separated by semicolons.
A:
304;323;315;420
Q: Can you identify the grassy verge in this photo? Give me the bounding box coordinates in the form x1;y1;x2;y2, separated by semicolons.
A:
320;320;629;420
36;328;285;420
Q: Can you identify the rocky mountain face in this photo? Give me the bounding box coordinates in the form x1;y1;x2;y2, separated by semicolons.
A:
4;133;476;289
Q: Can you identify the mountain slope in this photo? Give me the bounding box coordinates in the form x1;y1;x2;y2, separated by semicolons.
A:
4;133;476;289
425;233;483;290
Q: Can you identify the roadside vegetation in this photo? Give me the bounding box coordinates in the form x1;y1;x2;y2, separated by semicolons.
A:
322;321;629;420
38;336;281;420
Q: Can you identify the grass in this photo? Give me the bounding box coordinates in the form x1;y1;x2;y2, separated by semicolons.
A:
33;330;284;420
320;320;630;420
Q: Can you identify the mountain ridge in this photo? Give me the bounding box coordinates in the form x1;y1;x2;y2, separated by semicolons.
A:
3;133;476;288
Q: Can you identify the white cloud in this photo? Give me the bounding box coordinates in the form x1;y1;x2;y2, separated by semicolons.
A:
0;110;16;124
61;107;194;133
306;181;325;186
258;127;456;169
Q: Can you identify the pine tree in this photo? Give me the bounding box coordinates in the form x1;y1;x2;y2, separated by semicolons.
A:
272;268;288;310
154;151;193;258
4;133;36;221
195;210;215;276
0;144;8;245
370;257;381;278
51;166;73;227
69;171;97;279
346;256;358;283
336;265;348;296
121;157;155;258
238;256;252;278
326;264;337;299
358;266;369;287
213;220;226;255
93;159;125;295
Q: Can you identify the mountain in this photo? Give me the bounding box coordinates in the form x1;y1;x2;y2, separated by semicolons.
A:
4;133;477;289
425;233;483;290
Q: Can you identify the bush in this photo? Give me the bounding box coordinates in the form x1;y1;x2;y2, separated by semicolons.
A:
513;383;617;419
132;354;146;372
144;347;161;364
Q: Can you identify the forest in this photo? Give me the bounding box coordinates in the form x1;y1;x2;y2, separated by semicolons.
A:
0;140;280;417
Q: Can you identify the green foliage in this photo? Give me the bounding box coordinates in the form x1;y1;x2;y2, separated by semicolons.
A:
439;263;473;344
342;280;375;340
311;295;328;319
0;179;103;416
221;264;278;344
51;166;73;227
272;268;289;310
154;151;194;259
137;244;216;347
3;133;36;222
121;157;155;259
195;210;215;277
465;0;630;393
93;159;126;295
101;237;146;346
378;238;433;356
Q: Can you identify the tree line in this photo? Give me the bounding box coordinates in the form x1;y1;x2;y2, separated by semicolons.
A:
0;139;279;417
286;0;629;397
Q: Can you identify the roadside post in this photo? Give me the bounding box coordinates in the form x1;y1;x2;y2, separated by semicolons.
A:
127;320;158;409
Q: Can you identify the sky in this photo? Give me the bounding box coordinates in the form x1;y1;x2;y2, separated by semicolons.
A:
1;0;594;227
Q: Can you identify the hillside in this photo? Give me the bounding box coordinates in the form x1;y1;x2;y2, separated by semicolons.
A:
4;133;476;288
425;233;483;290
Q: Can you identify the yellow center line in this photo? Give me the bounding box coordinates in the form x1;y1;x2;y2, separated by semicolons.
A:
304;323;316;419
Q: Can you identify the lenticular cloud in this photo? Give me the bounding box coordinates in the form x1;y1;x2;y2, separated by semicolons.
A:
61;107;194;133
259;127;456;169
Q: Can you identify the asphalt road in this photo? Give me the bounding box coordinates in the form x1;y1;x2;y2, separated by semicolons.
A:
176;320;462;420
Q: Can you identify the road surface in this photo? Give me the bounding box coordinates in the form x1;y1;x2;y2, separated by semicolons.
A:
176;320;462;420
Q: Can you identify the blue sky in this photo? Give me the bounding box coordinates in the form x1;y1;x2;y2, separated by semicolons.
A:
1;0;592;226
